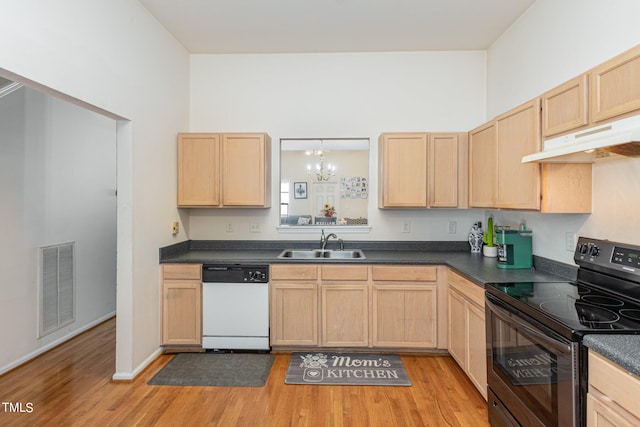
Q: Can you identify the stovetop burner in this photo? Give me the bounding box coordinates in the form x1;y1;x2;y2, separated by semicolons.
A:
486;237;640;340
621;309;640;321
493;281;640;333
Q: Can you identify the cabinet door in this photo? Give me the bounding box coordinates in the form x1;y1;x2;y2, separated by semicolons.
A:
321;284;368;347
468;122;497;208
591;45;640;122
178;133;220;207
447;288;466;367
587;393;639;427
379;133;428;208
429;133;459;207
542;74;589;137
372;285;437;348
161;280;202;346
466;301;487;399
495;98;541;209
221;133;271;207
270;283;318;346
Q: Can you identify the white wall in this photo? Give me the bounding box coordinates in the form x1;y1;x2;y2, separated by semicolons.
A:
189;51;488;241
485;0;640;264
0;1;190;378
0;87;116;373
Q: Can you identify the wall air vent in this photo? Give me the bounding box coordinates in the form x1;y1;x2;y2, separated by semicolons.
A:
39;243;75;337
0;77;22;99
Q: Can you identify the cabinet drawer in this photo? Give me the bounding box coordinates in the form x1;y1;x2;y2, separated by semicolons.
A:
589;351;640;419
271;264;318;281
321;265;369;281
448;270;484;307
372;265;437;282
162;263;202;280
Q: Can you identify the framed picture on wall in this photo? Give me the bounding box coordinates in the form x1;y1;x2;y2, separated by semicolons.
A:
294;182;307;199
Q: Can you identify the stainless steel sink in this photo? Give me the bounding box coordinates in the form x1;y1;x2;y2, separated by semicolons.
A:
322;250;365;259
277;249;365;260
277;249;323;259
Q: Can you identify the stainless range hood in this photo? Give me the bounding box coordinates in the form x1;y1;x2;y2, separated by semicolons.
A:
522;114;640;163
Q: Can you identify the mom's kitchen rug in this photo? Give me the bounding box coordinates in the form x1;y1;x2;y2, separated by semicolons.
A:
285;352;411;386
148;352;275;387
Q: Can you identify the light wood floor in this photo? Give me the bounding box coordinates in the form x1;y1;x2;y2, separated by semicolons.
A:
0;318;488;426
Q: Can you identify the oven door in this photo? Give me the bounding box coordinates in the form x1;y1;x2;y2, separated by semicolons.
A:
486;293;580;427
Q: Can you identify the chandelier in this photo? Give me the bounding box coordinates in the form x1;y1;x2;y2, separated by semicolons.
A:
306;143;336;181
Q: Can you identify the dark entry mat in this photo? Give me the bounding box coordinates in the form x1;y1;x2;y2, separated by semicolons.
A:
285;352;411;386
148;352;275;387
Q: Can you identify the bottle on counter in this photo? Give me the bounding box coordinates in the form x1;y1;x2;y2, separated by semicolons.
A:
468;221;483;253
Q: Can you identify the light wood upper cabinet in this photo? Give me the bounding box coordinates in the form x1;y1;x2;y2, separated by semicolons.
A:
540;45;640;138
469;99;591;213
495;98;542;210
379;132;466;208
178;132;271;208
542;74;589;137
591;44;640;123
429;133;467;208
178;134;220;207
540;163;592;213
221;133;271;207
468;121;497;208
379;133;428;207
161;264;202;348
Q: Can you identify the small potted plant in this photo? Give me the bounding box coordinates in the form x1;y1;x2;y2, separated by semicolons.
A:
483;217;498;257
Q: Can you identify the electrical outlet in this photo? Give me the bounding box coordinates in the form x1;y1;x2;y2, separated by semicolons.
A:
566;232;576;251
171;221;179;236
250;222;261;233
226;223;234;233
448;221;457;234
402;220;411;233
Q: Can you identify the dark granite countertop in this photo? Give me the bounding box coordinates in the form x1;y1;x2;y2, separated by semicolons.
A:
161;239;640;373
159;240;576;285
584;335;640;377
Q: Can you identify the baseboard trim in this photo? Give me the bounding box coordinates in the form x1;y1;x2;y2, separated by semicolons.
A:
112;347;164;382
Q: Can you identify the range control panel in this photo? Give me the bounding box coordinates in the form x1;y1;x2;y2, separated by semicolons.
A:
575;237;640;280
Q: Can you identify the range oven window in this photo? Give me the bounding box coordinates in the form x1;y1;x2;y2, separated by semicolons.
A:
487;295;579;427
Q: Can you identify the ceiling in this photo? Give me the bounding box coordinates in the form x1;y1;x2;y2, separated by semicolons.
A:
138;0;536;54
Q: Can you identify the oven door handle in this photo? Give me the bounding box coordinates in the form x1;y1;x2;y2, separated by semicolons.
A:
486;296;572;354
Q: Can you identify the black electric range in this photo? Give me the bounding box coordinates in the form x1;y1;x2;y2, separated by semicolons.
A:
486;236;640;340
485;237;640;427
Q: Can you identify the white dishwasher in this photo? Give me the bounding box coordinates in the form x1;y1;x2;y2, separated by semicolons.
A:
202;265;270;350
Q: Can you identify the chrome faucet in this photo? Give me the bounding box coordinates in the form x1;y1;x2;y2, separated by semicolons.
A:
320;229;338;251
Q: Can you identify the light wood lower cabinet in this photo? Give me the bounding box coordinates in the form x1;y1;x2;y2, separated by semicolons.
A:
161;264;202;347
371;265;439;348
321;284;369;347
270;265;319;346
587;350;640;426
321;265;369;347
447;270;487;399
270;264;444;350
